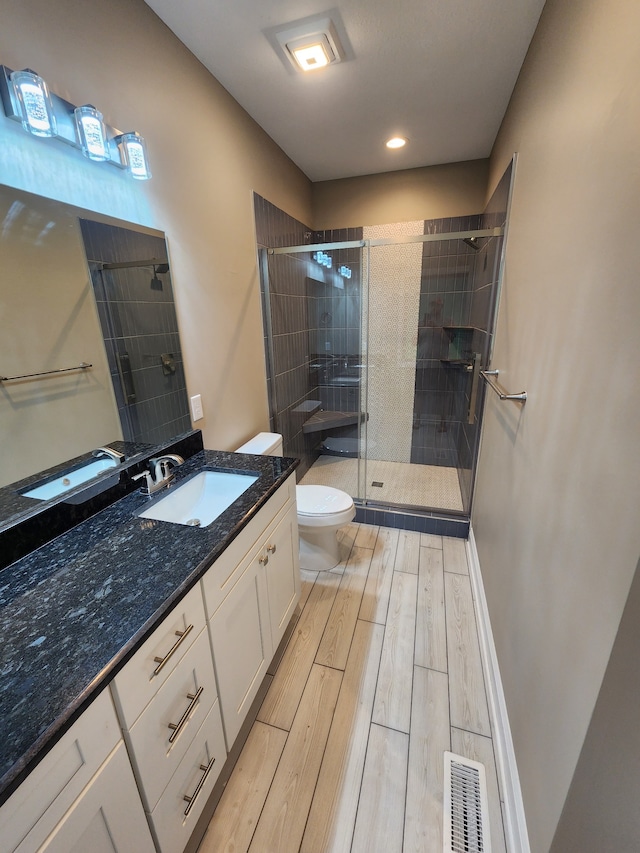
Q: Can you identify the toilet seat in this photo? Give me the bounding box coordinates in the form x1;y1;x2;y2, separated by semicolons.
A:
296;485;355;528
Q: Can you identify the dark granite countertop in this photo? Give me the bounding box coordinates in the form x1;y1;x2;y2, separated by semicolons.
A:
0;449;298;807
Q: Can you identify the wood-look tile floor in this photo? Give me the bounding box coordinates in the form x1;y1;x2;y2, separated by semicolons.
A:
198;524;506;853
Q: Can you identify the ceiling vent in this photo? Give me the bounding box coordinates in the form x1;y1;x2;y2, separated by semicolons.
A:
273;15;346;73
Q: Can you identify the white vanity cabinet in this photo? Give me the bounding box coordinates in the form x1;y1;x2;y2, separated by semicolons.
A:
0;689;154;853
1;471;299;853
110;584;226;853
201;476;300;749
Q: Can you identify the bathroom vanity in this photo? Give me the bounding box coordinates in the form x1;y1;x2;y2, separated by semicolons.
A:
0;449;300;853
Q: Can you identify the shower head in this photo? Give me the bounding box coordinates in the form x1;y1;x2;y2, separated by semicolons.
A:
154;263;169;274
463;237;481;251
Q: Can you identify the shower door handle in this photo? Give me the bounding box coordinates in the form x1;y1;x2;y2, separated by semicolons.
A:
116;351;136;404
467;352;482;425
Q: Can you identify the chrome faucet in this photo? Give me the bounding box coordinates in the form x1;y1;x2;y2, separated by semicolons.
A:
93;446;125;463
133;454;184;495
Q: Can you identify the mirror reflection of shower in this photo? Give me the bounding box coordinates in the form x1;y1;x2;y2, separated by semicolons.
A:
80;219;191;446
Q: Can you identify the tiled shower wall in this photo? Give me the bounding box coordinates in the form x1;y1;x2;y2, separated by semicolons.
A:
254;193;362;479
364;222;424;463
411;215;483;471
80;220;191;445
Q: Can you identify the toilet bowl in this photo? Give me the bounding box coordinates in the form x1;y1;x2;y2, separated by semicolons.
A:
295;483;356;571
235;432;356;571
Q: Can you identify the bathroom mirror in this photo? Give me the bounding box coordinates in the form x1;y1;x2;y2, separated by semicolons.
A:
0;182;191;529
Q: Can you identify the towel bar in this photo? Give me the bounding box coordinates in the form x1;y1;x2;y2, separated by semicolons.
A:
1;362;92;382
480;369;527;402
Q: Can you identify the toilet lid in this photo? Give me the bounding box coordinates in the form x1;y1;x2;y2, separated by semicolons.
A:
296;485;354;516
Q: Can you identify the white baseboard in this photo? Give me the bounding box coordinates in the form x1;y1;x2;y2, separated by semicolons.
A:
466;527;530;853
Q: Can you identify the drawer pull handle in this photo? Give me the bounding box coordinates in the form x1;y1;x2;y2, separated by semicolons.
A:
259;554;269;565
153;624;194;675
267;543;277;554
168;686;204;743
183;756;216;817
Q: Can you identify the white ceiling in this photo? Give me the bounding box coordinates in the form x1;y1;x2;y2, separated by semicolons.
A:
144;0;546;182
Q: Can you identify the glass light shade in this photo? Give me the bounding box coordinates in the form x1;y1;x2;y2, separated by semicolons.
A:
74;105;109;161
118;132;151;180
10;69;56;137
291;42;331;71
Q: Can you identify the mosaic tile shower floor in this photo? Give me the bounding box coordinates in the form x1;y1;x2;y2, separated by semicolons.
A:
299;455;464;512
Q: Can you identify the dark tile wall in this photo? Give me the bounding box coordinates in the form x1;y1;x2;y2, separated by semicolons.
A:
254;194;363;479
411;215;482;470
79;220;191;445
254;195;315;476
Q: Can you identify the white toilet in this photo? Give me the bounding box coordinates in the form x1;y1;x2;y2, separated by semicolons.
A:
235;432;356;571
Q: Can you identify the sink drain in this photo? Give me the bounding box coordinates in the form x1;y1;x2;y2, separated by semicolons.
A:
186;518;201;527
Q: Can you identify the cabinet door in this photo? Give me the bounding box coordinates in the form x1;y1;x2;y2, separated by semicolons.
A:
4;690;121;853
40;743;155;853
264;503;300;650
208;556;272;747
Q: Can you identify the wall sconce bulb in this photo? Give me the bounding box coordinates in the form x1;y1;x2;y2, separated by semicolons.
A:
74;105;110;161
10;69;56;137
117;131;152;180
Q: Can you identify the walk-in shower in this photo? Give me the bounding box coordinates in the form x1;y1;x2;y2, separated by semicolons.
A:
254;163;513;532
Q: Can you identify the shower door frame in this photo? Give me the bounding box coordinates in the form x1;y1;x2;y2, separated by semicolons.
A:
267;224;505;518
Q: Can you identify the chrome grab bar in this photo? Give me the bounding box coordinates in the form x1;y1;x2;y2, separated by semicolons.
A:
480;370;527;402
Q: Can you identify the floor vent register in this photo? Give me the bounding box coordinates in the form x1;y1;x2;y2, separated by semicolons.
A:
443;751;491;853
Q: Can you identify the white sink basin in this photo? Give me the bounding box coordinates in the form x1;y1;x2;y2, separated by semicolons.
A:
22;458;119;501
137;470;259;527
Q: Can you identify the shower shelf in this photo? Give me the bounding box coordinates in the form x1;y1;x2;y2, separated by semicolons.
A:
302;410;367;434
440;359;472;368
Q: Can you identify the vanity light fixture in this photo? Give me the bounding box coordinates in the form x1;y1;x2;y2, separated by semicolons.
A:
0;64;152;179
10;69;56;137
386;136;408;149
74;105;109;161
117;132;152;180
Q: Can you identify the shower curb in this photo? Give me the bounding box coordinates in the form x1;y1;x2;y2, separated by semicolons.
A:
354;504;469;538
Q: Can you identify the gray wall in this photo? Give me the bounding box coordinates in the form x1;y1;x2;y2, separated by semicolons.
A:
472;0;640;849
550;556;640;852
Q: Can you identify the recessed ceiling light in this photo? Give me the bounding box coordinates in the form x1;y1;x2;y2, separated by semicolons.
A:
386;136;408;149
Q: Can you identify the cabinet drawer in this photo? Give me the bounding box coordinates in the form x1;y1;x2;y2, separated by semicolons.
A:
1;689;120;853
40;742;154;853
124;628;219;812
201;475;295;619
111;582;206;727
148;701;226;853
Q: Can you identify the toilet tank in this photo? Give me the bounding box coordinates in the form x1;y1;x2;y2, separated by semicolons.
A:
235;432;283;456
